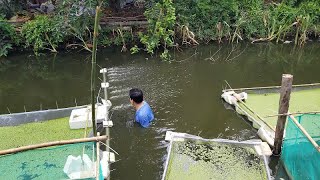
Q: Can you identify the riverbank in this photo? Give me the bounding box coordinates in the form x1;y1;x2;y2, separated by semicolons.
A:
1;0;319;59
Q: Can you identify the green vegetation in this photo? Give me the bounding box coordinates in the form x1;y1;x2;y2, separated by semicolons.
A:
0;15;20;57
165;140;267;180
175;0;320;45
22;15;65;54
134;0;176;60
0;0;320;59
0;117;90;150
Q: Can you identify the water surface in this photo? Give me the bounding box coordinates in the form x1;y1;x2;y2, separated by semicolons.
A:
1;43;320;179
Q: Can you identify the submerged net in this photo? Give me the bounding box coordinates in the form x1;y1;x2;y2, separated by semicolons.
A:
0;142;97;180
164;139;269;180
281;114;320;180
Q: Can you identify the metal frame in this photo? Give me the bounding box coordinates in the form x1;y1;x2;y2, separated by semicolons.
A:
162;134;272;180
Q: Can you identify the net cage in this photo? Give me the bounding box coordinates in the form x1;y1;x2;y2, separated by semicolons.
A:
281;114;320;180
221;84;320;147
162;132;272;180
0;142;103;180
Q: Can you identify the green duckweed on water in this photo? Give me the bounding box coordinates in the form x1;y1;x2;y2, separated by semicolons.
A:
243;88;320;130
165;140;267;180
0;117;90;150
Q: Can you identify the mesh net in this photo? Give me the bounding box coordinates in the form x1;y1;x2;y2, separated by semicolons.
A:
281;114;320;180
164;139;269;180
0;142;98;180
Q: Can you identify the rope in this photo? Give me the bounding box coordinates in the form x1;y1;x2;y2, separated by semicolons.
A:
99;141;119;155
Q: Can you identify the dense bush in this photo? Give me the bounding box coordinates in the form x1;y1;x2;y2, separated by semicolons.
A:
174;0;320;45
1;0;320;58
0;15;20;57
0;0;26;18
175;0;239;41
56;0;97;50
21;15;65;54
132;0;176;60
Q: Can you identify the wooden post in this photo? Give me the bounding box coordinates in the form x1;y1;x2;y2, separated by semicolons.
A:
273;74;293;155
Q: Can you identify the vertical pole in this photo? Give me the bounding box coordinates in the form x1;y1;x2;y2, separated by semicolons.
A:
91;6;101;137
102;70;110;152
102;69;111;180
273;74;293;155
96;132;100;180
102;71;108;101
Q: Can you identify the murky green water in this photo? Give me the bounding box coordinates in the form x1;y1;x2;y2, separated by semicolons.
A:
1;43;320;179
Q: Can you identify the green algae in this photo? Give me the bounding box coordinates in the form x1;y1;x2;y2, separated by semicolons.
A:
0;142;95;179
0;117;90;150
243;88;320;130
165;140;267;180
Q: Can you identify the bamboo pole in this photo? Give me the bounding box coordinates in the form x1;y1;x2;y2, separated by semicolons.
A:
0;136;108;156
273;74;293;155
224;80;274;131
91;6;101;136
289;114;320;152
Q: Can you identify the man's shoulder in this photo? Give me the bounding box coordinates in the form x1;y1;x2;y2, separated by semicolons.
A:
138;101;150;110
137;102;153;116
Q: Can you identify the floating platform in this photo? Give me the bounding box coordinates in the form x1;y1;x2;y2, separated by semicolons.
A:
222;83;320;146
163;131;272;180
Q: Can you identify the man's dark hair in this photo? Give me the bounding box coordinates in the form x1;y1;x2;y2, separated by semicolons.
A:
129;88;143;103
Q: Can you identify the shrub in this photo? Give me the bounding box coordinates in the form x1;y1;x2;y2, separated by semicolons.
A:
0;15;19;57
21;15;65;54
138;0;176;60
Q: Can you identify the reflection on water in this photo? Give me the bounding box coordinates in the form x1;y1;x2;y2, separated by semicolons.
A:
1;43;320;179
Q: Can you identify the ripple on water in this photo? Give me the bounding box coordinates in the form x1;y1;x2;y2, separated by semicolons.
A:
109;88;131;95
109;94;128;100
112;104;131;111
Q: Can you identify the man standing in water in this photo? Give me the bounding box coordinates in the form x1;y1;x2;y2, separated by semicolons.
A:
129;88;154;128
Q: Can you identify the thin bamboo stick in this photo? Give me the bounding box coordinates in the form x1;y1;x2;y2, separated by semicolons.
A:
222;82;320;92
264;111;320;118
0;136;108;156
289;114;320;152
224;80;274;131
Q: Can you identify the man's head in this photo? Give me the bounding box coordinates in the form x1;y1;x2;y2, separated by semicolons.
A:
129;88;143;105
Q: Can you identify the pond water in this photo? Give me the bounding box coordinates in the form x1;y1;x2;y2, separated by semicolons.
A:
1;43;320;179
